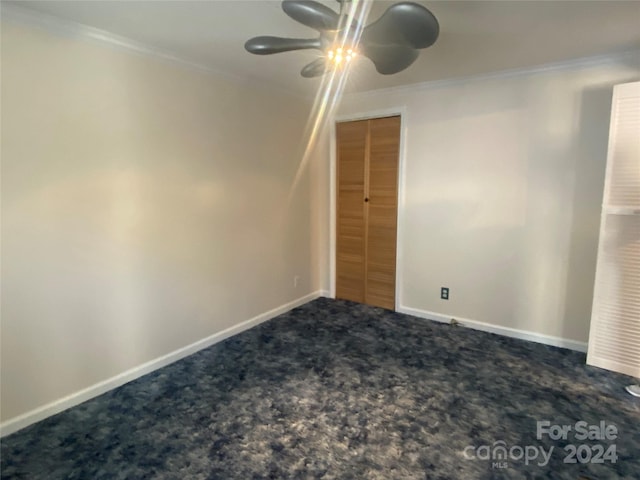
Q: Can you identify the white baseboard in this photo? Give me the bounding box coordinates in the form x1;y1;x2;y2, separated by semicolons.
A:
397;305;588;353
0;291;323;438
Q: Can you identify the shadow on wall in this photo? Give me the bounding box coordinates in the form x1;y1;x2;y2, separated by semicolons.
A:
562;81;634;344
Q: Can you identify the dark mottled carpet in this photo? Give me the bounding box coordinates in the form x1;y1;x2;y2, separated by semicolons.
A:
2;298;639;479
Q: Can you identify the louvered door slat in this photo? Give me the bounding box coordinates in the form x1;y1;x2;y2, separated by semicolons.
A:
336;120;368;304
587;81;640;378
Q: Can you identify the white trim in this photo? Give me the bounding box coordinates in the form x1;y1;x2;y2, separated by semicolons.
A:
329;107;408;307
395;112;409;310
0;2;304;99
4;2;637;102
0;291;324;438
329;122;337;299
333;107;408;124
0;3;215;74
397;305;588;353
345;50;640;101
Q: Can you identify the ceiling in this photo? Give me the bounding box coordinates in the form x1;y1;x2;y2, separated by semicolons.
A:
4;0;640;96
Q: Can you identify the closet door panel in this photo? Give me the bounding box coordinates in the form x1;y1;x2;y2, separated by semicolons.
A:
587;82;640;377
588;214;640;374
336;120;368;303
366;116;401;310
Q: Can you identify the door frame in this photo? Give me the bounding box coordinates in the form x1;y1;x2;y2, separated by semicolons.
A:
329;106;408;310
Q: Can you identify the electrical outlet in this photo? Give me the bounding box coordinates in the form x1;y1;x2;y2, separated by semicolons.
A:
294;275;300;288
441;287;449;300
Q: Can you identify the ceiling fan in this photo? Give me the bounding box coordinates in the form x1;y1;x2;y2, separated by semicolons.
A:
245;0;439;78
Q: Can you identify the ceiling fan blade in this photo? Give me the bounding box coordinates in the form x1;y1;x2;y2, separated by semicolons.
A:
362;2;439;49
361;44;419;75
282;0;339;31
301;58;329;78
245;36;321;55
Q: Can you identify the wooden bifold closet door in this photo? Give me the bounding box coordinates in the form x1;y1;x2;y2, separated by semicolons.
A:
336;115;401;310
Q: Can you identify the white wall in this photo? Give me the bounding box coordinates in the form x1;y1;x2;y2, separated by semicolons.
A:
1;21;320;424
2;14;637;432
333;55;640;345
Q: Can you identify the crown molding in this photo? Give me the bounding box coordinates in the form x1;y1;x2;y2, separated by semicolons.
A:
0;2;308;100
344;50;640;101
3;2;638;104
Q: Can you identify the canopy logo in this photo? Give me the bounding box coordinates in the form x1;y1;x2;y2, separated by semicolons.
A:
463;420;618;470
463;441;552;469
